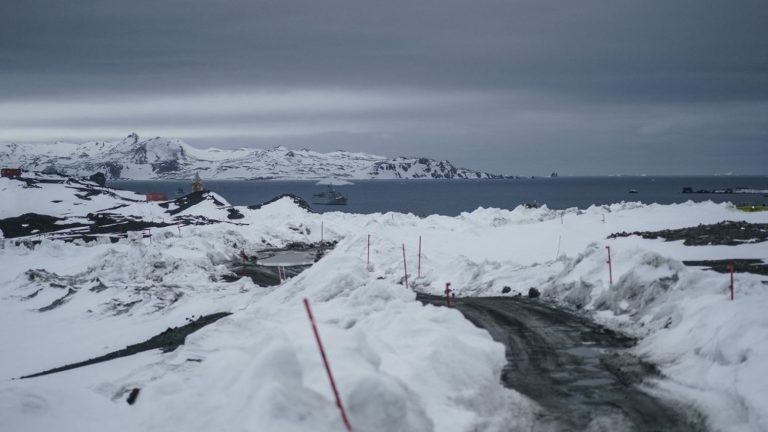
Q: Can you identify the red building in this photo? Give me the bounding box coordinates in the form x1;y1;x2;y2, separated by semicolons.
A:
1;168;22;178
145;192;168;202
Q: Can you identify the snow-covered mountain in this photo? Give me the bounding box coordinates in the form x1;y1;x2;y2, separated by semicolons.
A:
0;133;502;180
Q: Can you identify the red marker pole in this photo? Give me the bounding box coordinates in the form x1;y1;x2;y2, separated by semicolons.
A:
417;235;422;278
445;282;452;307
367;234;370;265
729;263;734;300
606;246;613;286
303;299;353;432
402;244;409;289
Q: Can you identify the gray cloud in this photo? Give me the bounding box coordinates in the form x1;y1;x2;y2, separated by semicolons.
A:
1;0;766;174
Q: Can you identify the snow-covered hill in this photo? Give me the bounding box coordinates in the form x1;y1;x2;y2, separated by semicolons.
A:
0;133;502;180
3;175;768;431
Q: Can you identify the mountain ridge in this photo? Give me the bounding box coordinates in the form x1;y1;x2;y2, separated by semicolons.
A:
0;133;503;180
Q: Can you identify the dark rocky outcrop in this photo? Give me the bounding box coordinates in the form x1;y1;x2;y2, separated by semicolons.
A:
19;312;231;379
247;193;313;212
608;221;768;246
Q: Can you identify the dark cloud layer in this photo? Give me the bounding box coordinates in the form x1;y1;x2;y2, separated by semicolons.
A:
1;0;766;174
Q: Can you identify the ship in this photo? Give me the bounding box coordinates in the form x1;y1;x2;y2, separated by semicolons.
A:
312;185;348;205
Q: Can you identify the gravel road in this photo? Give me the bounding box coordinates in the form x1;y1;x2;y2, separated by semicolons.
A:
417;294;706;432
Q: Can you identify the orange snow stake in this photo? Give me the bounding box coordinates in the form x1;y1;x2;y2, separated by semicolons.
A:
605;246;613;286
445;282;452;307
303;298;353;432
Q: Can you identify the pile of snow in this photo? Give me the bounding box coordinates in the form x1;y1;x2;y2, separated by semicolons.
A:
1;177;768;431
0;188;536;431
0;173;144;219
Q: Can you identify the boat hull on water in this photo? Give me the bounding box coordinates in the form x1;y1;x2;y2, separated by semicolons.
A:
312;186;348;205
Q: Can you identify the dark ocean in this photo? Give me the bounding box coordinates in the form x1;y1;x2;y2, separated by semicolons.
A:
109;176;768;217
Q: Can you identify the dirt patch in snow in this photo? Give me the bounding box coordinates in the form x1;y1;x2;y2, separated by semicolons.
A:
247;193;313;212
608;220;768;246
19;312;231;379
0;213;85;238
683;259;768;276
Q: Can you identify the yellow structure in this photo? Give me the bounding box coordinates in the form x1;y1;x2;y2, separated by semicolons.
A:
192;172;204;192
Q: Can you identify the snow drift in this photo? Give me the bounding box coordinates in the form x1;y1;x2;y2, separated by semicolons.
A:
1;175;767;431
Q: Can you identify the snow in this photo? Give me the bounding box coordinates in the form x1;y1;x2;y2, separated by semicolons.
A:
1;176;768;431
316;179;355;186
0;174;144;218
0;133;497;180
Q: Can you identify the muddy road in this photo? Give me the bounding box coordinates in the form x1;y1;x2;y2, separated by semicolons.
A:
417;294;705;432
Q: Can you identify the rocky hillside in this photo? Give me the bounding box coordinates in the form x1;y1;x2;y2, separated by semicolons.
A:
0;133;501;180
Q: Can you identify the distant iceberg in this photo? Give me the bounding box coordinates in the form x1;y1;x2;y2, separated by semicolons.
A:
315;179;354;186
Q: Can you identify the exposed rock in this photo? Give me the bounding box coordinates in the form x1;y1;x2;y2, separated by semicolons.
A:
247;193;313;212
608;221;768;246
88;172;107;186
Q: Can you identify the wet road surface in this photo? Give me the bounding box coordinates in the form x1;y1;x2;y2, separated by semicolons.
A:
417;294;706;432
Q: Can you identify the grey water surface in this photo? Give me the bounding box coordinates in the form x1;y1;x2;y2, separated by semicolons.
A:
110;176;768;216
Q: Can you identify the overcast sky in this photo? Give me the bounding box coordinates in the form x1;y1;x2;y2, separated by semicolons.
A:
1;0;766;175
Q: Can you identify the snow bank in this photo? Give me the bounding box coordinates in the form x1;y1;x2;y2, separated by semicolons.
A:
1;181;767;431
408;202;768;432
0;191;536;431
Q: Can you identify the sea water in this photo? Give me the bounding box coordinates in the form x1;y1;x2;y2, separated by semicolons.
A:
109;176;768;216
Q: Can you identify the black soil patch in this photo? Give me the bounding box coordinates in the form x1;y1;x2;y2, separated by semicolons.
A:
19;312;231;379
159;191;207;215
0;212;169;240
74;188;102;200
609;220;768;246
227;207;244;219
126;388;141;405
159;190;232;216
0;213;85;238
38;288;78;312
85;212;171;234
683;259;768;275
